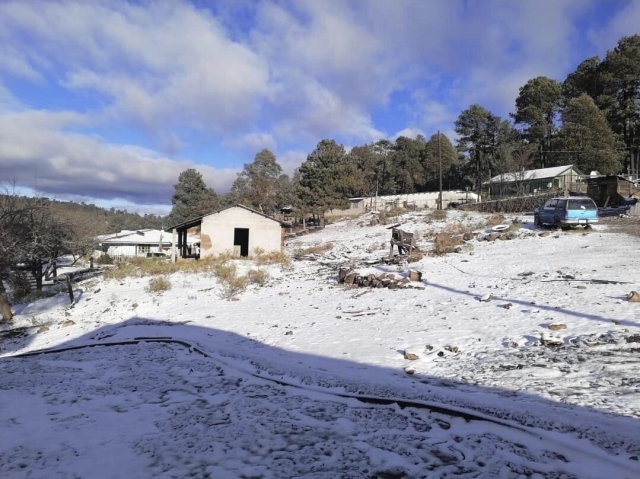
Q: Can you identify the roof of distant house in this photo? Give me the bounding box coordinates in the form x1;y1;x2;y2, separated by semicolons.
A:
485;165;579;184
97;229;198;245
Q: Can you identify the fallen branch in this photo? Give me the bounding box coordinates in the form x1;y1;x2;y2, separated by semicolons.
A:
540;279;629;285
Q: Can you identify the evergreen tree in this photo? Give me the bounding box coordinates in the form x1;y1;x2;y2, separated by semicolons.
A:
423;132;459;191
562;56;604;103
600;35;640;175
557;94;624;175
455;104;493;195
512;76;563;168
296;139;350;216
391;136;426;193
167;169;219;226
229;149;283;214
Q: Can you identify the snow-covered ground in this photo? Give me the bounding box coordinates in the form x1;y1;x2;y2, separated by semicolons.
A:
1;210;640;478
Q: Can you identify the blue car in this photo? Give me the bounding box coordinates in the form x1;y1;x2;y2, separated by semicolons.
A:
534;197;598;228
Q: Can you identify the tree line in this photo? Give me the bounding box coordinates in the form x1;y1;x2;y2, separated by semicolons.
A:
168;35;640;225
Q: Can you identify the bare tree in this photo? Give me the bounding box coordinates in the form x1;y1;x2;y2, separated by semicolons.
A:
0;187;72;321
509;150;534;196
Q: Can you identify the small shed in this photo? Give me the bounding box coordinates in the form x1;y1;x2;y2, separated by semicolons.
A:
586;175;640;207
169;205;283;260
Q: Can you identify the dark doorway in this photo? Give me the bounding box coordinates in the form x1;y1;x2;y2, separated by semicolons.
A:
233;228;249;257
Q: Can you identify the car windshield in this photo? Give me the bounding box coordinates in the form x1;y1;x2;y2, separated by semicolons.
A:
568;199;596;210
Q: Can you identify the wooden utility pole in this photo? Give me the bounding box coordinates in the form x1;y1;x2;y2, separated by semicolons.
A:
438;130;443;210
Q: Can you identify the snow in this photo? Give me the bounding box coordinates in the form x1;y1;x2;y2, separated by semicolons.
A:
1;209;640;478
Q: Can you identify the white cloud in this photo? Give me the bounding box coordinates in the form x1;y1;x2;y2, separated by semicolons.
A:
222;132;278;154
586;1;640;56
278;150;307;175
0;1;270;134
0;110;238;204
392;128;425;141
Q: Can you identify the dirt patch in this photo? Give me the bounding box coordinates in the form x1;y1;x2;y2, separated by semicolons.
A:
599;217;640;238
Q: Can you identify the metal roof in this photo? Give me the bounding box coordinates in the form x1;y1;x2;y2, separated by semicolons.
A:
485;165;579;184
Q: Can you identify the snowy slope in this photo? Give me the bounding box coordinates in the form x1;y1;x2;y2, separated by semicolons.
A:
1;210;640;478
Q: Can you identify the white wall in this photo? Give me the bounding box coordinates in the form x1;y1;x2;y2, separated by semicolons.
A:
105;244;164;258
200;207;282;258
325;191;479;218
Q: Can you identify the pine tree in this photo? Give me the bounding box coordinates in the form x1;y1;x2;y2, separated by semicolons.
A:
512;76;562;168
229;149;283;214
167;169;219;226
557;94;624;175
296;139;350;215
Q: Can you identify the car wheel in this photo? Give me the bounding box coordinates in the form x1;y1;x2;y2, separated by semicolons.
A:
534;215;541;227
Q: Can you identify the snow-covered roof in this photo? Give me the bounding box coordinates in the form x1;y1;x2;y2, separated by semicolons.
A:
485;165;578;184
98;229;198;245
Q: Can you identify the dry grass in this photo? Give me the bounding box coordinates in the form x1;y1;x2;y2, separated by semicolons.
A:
430;209;448;221
508;218;523;231
247;268;270;287
103;254;238;281
485;214;505;227
145;276;172;293
432;233;462;255
293;242;334;260
254;250;292;269
442;222;474;235
210;262;249;300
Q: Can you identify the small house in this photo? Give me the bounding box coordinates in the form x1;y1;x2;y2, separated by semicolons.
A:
169;205;283;260
585;175;640;207
97;229;199;260
484;165;584;197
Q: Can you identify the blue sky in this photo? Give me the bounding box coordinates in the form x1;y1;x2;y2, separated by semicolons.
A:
0;0;638;215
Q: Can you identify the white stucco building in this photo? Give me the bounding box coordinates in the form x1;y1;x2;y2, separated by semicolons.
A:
169;205;283;260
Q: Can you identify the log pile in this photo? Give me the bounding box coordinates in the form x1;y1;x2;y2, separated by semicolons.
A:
338;267;424;290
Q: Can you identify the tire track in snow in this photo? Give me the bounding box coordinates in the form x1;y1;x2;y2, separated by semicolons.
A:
7;336;639;478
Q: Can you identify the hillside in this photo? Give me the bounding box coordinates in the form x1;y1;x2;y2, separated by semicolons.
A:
1;210;639;478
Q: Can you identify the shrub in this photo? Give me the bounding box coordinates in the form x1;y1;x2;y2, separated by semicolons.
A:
136;259;179;277
432;233;462;255
443;222;474;235
485;214;505;227
145;276;172;293
8;271;33;301
212;262;238;283
254;250;292;269
104;262;137;280
431;209;447;220
95;254;114;265
247;268;270;287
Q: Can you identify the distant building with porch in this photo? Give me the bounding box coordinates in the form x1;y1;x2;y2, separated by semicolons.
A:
586;175;640;208
484;165;584;197
325;191;480;219
168;205;283;260
97;229;198;259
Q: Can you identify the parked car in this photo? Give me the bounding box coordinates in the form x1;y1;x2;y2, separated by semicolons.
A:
534;197;598;228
